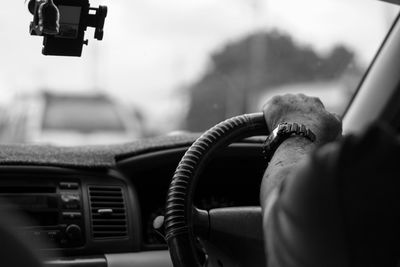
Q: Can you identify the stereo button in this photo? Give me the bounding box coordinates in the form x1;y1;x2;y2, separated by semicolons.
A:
62;212;82;220
32;230;42;240
47;230;61;242
59;182;79;190
61;194;81;209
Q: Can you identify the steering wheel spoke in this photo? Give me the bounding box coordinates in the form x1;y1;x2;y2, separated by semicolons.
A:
208;206;263;243
193;206;266;267
193;208;209;239
193;206;263;241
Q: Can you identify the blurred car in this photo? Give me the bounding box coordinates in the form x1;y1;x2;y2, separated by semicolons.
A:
8;92;142;146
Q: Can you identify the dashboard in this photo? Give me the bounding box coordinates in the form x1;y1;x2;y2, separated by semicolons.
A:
0;137;266;267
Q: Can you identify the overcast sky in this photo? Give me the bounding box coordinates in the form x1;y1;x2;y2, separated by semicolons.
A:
0;0;398;130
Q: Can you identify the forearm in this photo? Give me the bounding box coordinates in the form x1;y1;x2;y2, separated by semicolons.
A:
260;137;315;210
260;94;342;265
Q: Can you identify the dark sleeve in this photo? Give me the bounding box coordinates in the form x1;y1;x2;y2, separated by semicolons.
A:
264;123;400;267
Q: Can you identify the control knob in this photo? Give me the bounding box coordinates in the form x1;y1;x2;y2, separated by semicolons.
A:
65;224;82;241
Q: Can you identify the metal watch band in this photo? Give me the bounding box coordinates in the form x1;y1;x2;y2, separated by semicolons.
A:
263;122;316;163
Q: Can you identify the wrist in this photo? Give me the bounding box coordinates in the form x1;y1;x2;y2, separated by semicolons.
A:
276;136;315;154
271;118;338;145
263;122;316;163
268;136;315;170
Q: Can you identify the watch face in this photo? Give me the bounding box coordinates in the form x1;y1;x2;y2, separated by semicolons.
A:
272;123;284;137
277;123;289;136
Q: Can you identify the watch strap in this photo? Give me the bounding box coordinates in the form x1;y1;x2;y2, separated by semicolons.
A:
263;122;316;162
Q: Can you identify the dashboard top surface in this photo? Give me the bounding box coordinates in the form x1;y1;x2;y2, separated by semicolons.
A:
0;134;265;169
0;134;200;168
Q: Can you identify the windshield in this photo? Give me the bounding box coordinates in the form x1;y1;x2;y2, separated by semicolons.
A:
0;0;398;145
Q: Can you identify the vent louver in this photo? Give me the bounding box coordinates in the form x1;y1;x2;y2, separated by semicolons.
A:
88;186;128;239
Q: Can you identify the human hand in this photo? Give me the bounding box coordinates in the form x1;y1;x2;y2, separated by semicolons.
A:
263;94;342;145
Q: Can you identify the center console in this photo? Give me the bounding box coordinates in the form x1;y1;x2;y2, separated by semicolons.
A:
0;166;141;255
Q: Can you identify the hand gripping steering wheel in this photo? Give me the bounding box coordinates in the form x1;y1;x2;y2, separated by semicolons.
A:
165;113;268;267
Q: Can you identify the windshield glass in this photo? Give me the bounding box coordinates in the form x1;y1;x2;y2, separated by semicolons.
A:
0;0;399;145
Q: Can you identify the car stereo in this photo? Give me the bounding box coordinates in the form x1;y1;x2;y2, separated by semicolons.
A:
0;181;85;249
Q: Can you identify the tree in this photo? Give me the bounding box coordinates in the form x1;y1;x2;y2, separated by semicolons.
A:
184;30;357;132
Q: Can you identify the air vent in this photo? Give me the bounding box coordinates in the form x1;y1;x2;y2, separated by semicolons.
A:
88;186;128;239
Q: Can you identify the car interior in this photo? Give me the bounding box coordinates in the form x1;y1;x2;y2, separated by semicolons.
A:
0;0;400;267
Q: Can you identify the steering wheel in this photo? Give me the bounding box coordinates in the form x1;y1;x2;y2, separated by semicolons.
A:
165;113;268;267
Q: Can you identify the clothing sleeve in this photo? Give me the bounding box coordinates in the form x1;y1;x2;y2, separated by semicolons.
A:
263;122;400;267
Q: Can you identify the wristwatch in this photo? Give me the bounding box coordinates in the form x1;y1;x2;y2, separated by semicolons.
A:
263;122;316;163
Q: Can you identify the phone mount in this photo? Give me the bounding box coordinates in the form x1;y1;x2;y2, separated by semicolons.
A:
28;0;107;57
